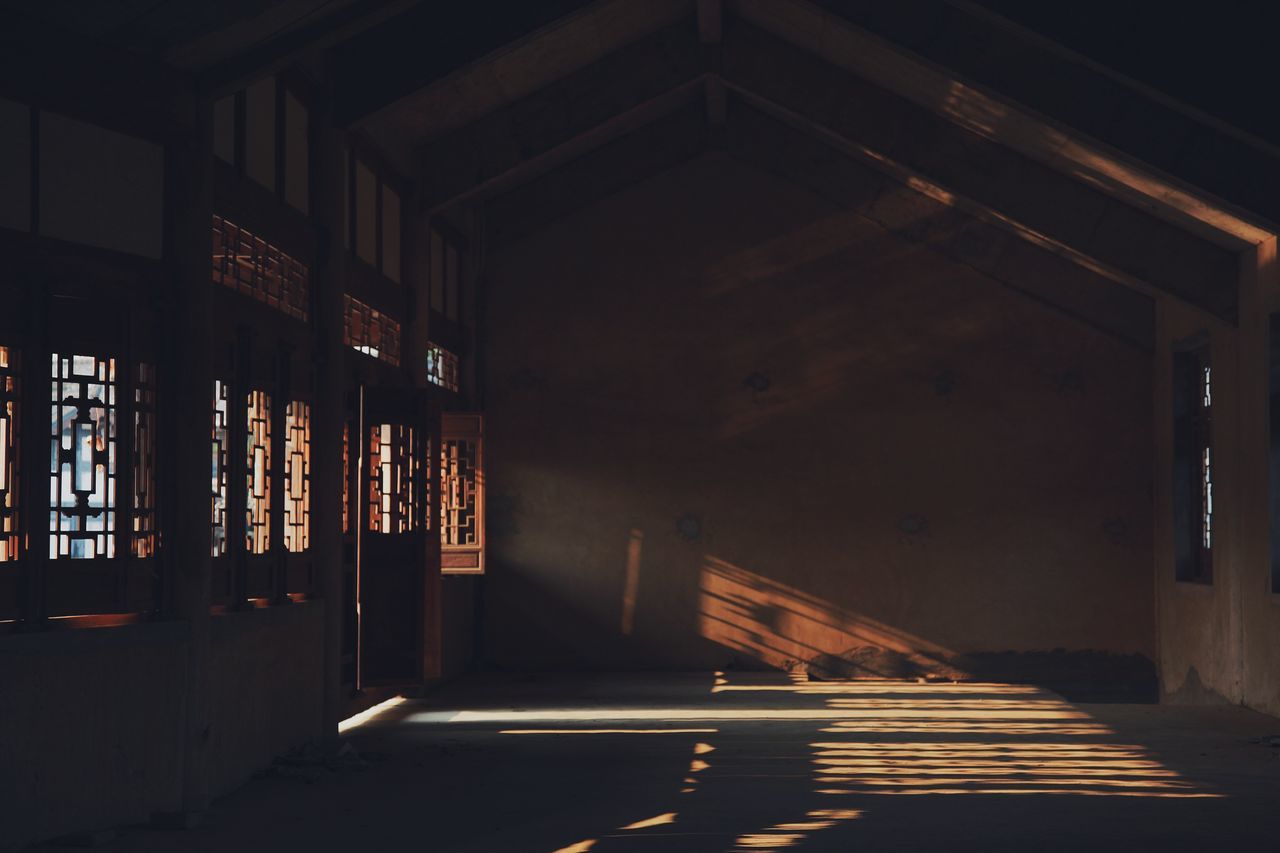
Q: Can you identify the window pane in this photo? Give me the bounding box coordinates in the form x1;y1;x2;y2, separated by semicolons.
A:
49;353;117;560
426;344;459;393
212;215;309;322
1172;343;1212;583
246;390;271;554
213;95;236;165
343;294;401;366
244;77;277;192
284;401;310;552
445;244;460;322
212;379;230;557
355;159;377;266
0;345;19;562
369;424;418;535
132;362;157;558
382;185;401;283
284;90;309;214
430;229;444;312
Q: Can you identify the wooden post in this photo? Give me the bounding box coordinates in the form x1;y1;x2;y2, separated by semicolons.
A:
160;92;215;825
313;72;349;743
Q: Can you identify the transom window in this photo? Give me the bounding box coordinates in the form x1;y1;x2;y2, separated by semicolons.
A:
212;215;310;322
426;344;460;392
344;294;401;366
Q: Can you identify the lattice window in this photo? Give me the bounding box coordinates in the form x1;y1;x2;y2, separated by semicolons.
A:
50;354;117;560
441;438;479;547
246;389;271;553
0;346;18;562
368;423;418;534
342;422;350;534
343;295;401;366
132;363;157;558
284;401;310;552
1201;366;1213;552
1173;341;1212;583
426;344;460;392
441;413;484;574
212;215;310;322
211;380;230;557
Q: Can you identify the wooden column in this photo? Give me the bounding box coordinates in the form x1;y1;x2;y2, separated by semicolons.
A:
162;93;215;824
313;76;349;743
407;204;443;681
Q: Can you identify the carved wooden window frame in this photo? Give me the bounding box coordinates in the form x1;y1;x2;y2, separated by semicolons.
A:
440;413;483;575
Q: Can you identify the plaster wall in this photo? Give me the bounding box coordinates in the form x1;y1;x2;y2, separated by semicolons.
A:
207;602;326;796
441;576;479;679
0;624;187;852
481;153;1155;692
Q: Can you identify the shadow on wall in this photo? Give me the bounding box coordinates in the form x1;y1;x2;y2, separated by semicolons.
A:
699;557;1156;702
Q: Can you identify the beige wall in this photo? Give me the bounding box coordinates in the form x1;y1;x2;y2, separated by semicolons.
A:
1154;240;1280;716
481;154;1156;689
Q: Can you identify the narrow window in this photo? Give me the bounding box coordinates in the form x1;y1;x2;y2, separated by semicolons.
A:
50;353;117;560
132;362;157;558
283;401;310;552
382;185;401;283
355;159;377;267
0;346;19;562
429;228;445;313
1269;315;1280;593
1172;340;1212;583
246;390;271;554
283;89;309;214
341;422;350;534
441;413;484;574
213;95;236;165
244;77;276;191
445;243;460;323
212;379;230;557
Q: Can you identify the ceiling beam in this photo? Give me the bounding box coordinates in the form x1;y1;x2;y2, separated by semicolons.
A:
484;104;709;247
427;80;706;215
697;0;725;132
723;88;1154;347
720;23;1241;320
197;0;418;96
698;0;723;44
334;0;685;128
419;24;704;213
731;0;1274;249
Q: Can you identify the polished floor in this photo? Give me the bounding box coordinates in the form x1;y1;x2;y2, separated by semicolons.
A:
98;672;1280;852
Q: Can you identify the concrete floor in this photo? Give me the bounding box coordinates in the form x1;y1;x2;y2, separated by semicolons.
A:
97;672;1280;852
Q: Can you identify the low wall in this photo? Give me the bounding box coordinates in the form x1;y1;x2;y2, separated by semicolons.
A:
0;623;187;851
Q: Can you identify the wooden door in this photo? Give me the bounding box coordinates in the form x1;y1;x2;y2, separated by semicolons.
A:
356;385;440;686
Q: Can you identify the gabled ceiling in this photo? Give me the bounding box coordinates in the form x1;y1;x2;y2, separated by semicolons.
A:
6;0;1275;330
337;0;1278;328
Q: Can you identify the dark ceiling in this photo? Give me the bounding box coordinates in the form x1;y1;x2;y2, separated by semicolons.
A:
330;0;598;125
971;0;1280;147
2;0;1275;148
